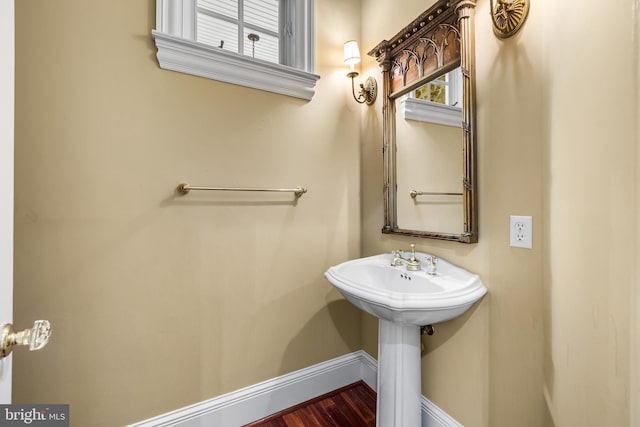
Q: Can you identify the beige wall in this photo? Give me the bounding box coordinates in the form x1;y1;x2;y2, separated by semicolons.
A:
12;0;639;426
13;0;363;425
362;0;637;426
634;2;640;422
542;0;635;425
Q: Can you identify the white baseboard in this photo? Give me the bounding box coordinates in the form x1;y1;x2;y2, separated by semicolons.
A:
422;398;464;427
128;350;462;427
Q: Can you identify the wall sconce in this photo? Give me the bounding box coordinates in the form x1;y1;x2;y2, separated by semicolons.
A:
343;41;377;105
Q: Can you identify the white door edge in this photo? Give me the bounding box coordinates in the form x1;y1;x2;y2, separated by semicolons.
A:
0;0;15;404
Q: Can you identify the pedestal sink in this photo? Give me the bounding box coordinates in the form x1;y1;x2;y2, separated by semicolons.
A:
324;251;487;427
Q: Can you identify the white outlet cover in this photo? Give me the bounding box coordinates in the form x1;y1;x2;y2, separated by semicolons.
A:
510;215;533;249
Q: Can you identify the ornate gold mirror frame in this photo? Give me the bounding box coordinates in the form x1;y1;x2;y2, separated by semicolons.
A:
369;0;477;243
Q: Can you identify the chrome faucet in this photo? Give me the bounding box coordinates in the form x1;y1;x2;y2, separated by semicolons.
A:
391;244;421;271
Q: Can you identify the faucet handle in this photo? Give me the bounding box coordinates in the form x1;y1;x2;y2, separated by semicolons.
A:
426;256;438;275
390;250;403;266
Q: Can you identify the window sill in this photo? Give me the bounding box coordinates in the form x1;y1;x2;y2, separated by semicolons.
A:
401;97;462;128
152;30;320;101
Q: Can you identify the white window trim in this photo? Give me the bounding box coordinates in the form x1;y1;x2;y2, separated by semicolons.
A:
400;96;462;128
152;0;319;100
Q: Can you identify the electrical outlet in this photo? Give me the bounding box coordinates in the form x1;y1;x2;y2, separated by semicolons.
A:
510;215;532;249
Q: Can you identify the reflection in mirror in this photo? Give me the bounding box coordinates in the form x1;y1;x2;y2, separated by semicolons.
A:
415;68;462;106
402;68;462;126
395;87;464;234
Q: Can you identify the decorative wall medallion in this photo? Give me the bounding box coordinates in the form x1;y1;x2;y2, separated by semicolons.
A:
491;0;530;38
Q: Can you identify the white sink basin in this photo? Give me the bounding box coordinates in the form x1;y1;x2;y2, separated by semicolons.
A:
325;252;488;426
324;252;487;325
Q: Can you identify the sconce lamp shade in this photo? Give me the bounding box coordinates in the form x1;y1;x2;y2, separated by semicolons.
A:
342;40;376;105
343;40;361;66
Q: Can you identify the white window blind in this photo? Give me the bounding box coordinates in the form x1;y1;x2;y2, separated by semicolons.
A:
199;0;237;18
196;0;280;64
245;0;278;33
197;13;239;51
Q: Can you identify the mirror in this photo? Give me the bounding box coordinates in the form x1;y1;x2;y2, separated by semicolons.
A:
369;0;478;243
396;67;464;234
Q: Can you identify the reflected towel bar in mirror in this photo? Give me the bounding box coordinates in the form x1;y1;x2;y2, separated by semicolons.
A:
177;183;308;198
410;190;463;199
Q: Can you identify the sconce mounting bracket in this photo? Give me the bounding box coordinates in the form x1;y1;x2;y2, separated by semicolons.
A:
361;76;377;105
348;73;377;105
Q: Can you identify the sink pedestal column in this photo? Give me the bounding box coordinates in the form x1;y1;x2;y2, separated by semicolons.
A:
377;318;422;427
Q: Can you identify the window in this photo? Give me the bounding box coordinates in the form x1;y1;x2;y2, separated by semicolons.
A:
152;0;319;100
196;0;281;64
401;68;463;127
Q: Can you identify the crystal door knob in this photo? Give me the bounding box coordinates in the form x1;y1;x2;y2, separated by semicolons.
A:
0;320;51;358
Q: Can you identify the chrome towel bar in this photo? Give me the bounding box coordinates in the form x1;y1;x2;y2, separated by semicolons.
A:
410;190;463;199
177;183;307;198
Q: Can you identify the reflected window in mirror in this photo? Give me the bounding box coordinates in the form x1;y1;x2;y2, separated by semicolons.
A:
415;68;462;107
402;68;463;128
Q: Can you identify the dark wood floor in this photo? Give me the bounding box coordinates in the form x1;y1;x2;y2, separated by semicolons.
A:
243;381;377;427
